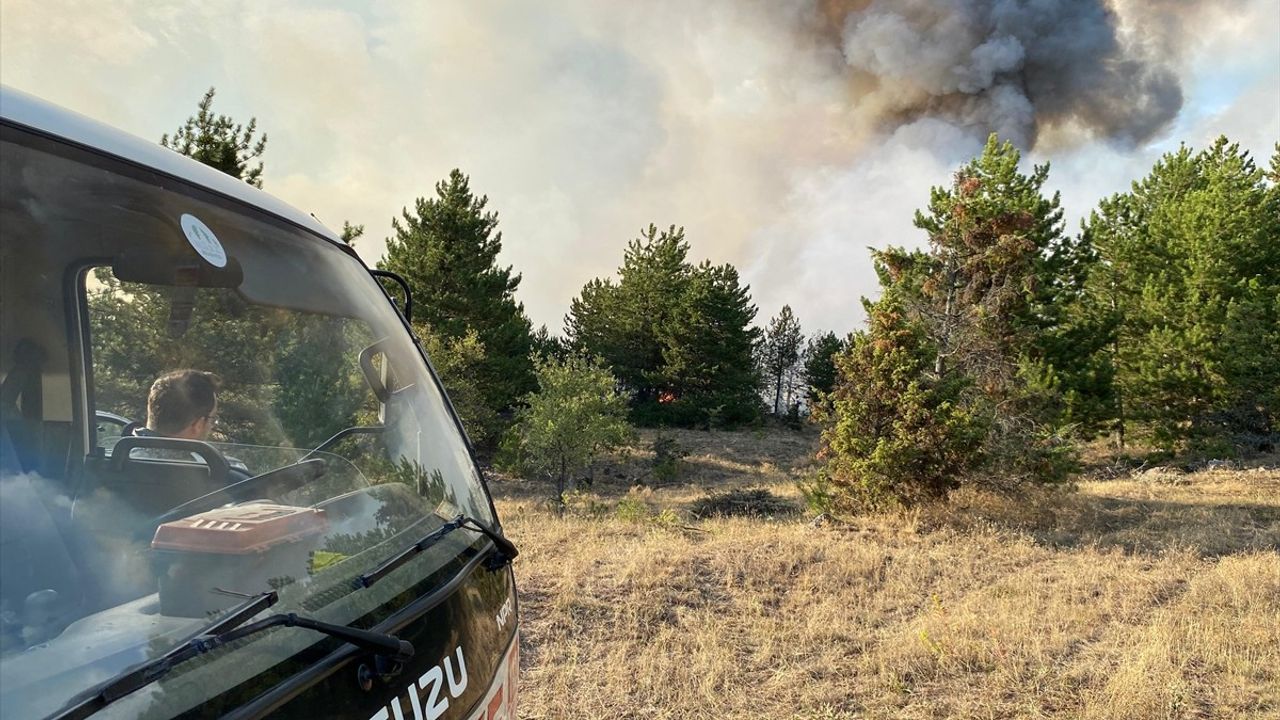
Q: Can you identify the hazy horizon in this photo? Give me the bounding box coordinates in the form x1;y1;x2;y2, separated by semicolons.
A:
3;0;1276;335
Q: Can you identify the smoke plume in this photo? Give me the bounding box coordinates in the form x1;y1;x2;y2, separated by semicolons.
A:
3;0;1273;334
804;0;1185;148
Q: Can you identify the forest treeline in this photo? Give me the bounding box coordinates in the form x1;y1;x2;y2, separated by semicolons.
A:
818;135;1279;509
108;88;1278;510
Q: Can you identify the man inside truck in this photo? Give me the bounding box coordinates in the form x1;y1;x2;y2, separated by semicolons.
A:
131;369;221;441
127;369;251;474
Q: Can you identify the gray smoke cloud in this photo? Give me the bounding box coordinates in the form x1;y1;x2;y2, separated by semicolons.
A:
809;0;1185;148
2;0;1273;335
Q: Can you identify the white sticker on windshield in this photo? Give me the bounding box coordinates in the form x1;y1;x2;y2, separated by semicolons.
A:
180;213;227;268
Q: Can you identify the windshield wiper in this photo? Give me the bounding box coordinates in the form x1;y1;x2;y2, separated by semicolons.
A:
356;514;519;589
49;590;413;720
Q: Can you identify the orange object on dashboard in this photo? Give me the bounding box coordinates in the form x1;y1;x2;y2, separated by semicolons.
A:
151;503;331;618
152;503;329;554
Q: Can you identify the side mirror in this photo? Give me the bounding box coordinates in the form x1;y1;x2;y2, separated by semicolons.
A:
358;339;393;405
370;270;413;323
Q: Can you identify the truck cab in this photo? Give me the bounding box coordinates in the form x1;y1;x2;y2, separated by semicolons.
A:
0;86;519;720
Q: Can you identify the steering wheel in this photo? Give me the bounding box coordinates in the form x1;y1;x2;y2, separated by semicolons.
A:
151;458;328;527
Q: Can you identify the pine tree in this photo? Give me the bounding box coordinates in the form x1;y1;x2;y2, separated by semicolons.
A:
820;293;987;509
161;88;267;187
761;305;804;415
819;135;1084;508
530;325;568;361
912;135;1076;374
1083;138;1280;453
381;170;535;415
566;224;691;402
340;221;364;245
658;262;763;427
802;331;845;406
908;135;1084;481
567;225;762;427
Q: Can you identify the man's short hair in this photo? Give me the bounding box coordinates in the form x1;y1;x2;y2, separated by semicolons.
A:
147;370;221;434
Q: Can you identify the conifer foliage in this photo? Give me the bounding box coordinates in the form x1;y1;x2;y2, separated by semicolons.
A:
760;305;804;416
161;88;267;188
821;293;988;508
1081;138;1280;453
415;325;498;449
566;224;762;427
819;133;1279;511
820;135;1084;507
658;261;762;426
381;170;535;418
566;224;690;405
802;332;846;406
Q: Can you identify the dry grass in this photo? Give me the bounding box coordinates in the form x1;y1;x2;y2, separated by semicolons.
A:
492;428;1280;720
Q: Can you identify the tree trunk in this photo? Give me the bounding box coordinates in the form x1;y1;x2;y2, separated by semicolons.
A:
555;457;568;517
1111;290;1125;450
1114;338;1126;450
936;261;957;376
773;372;783;416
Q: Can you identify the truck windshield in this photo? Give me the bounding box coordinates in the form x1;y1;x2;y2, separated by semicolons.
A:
0;126;495;719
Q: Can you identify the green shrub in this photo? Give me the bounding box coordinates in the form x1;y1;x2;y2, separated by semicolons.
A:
797;469;836;516
417;325;502;451
820;300;988;511
650;429;688;484
614;495;651;523
499;354;632;512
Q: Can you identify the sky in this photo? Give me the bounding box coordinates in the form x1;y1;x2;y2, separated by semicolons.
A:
2;0;1277;336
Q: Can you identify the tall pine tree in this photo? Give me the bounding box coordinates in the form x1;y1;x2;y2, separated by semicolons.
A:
567;225;761;427
820;135;1083;507
381;170;535;416
566;224;691;402
803;331;845;406
911;135;1085;381
1082;138;1280;453
909;135;1085;482
658;262;762;427
760;305;804;415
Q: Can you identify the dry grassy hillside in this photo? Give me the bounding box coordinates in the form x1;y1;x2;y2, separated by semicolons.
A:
491;428;1280;720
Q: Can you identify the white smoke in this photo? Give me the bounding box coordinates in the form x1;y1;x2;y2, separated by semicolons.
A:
1;0;1274;335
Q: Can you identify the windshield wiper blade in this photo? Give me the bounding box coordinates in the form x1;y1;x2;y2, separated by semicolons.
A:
48;590;413;720
49;590;277;720
356;514;519;589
